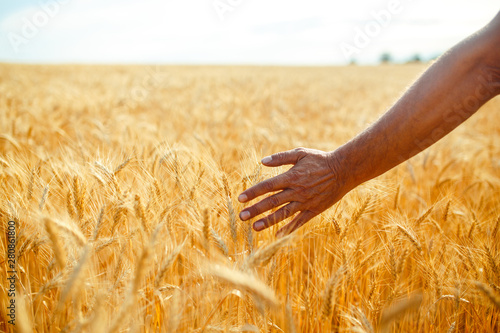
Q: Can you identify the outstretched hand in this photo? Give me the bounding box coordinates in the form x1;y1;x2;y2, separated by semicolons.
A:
238;147;351;237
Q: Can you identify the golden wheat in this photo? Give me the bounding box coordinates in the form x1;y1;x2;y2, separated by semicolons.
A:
1;64;499;332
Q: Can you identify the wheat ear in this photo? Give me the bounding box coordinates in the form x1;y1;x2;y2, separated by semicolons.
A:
379;294;422;329
244;234;292;269
44;217;66;269
206;263;279;308
475;282;500;309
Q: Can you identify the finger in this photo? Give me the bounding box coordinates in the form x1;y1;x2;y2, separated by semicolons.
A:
276;210;317;237
261;147;307;167
239;190;292;221
238;174;289;203
253;202;300;231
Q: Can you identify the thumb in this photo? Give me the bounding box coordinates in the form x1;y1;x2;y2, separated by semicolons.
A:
261;148;307;167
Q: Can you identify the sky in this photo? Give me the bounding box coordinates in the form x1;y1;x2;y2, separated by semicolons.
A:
0;0;498;65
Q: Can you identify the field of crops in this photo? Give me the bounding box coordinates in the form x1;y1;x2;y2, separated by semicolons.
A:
0;63;499;332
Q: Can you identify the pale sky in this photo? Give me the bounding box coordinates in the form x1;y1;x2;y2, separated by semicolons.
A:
0;0;498;65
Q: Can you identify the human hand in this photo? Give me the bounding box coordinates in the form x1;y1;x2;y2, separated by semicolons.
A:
238;147;350;237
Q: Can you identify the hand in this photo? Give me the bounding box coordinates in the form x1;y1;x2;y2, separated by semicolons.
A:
238;147;350;237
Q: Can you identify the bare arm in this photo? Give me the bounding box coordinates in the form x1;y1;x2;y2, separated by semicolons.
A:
238;12;500;237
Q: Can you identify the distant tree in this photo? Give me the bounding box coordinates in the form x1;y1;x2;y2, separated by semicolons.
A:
349;58;357;66
380;52;392;64
408;54;422;63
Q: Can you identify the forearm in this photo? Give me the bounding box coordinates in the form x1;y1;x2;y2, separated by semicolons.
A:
336;14;500;188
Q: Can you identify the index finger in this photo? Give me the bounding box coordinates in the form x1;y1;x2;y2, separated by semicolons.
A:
238;173;289;203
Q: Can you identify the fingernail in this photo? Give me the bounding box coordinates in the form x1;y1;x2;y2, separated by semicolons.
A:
261;156;272;164
238;194;248;203
253;221;265;231
240;211;250;221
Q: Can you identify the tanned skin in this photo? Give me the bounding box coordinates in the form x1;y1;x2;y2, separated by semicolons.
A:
238;11;500;237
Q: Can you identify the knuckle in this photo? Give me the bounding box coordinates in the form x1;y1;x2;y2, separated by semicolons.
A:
262;179;275;192
287;169;301;181
293;184;308;195
281;204;293;216
275;151;285;159
268;195;281;208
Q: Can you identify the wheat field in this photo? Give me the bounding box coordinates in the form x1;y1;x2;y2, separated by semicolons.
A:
0;63;499;332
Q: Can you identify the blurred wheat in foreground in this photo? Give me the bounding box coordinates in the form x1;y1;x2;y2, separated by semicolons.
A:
0;64;499;332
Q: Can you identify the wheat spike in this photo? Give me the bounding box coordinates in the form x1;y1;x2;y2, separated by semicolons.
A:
114;157;131;176
110;236;153;332
492;215;499;238
393;185;400;210
16;292;34;333
222;173;231;198
50;217;87;247
91;204;106;241
396;224;422;252
285;302;297;333
112;199;127;233
153;178;162;202
211;228;229;257
415;205;434;225
484;245;499;279
389;246;397;280
73;176;85;221
93;237;118;253
475;282;500;309
134;194;149;232
26;167;35;201
442;200;451;223
227;195;237;245
352;195;371;224
56;244;91;312
155;240;186;288
332;217;341;235
202;208;211;254
245;234;292;269
490;283;500;295
38;184;49;211
322;266;345;318
467;220;476;239
206;264;279;308
66;190;76;219
44;217;66;269
379;294;422;328
167;289;182;333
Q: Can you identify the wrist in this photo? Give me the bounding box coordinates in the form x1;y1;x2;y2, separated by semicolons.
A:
326;147;358;194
